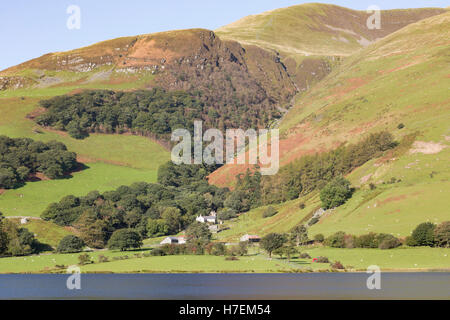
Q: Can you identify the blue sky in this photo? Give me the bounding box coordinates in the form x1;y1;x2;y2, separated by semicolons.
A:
0;0;447;70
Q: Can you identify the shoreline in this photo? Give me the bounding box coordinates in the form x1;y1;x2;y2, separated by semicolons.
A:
2;268;450;275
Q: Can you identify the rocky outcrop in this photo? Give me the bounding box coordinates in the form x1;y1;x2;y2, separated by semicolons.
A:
1;29;298;128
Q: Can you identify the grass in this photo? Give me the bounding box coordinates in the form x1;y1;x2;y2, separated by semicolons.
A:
308;146;450;238
0;246;447;274
10;219;75;248
81;254;297;273
217;193;318;242
216;4;445;57
0;162;158;217
298;246;450;271
211;12;450;240
0;83;169;218
0;97;169;170
0;250;141;274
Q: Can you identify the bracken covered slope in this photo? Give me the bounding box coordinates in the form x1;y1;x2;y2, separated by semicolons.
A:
210;10;449;188
212;11;450;239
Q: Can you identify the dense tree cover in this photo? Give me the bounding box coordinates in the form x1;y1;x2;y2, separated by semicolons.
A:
406;222;447;247
186;222;212;254
57;235;84;253
320;177;353;209
36;89;204;139
409;222;436;247
107;229;143;251
0;136;78;189
225;132;396;211
41;164;229;248
36;88;278;140
261;131;396;204
324;231;401;250
217;208;237;221
157;162;219;188
224;169;262;212
0;212;41;257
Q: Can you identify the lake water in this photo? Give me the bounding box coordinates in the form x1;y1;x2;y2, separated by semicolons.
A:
0;273;449;300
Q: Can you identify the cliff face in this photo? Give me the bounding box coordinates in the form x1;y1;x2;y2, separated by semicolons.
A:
1;29;297;129
145;30;297;128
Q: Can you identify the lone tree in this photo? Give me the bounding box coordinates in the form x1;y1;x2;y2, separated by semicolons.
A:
107;229;142;251
261;233;287;258
320;176;353;209
291;225;308;246
411;222;436;247
57;235;84;253
186;222;212;245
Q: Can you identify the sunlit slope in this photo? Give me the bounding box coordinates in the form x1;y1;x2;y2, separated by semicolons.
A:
0;88;169;218
0;29;296;111
210;11;450;186
211;12;450;238
216;3;445;57
216;3;446;92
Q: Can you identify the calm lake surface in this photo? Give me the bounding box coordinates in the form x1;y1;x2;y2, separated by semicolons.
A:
0;273;449;300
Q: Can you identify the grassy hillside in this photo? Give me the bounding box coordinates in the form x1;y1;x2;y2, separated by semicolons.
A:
216;3;445;57
216;3;446;92
0;84;169;219
211;11;450;238
8;219;76;248
0;163;159;217
0;5;448;272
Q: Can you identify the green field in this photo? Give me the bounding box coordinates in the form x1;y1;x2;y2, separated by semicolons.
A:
299;247;450;270
10;219;75;248
0;162;158;217
0;246;448;273
0;79;169;219
81;254;299;273
0;97;169;170
0;250;141;273
216;194;318;242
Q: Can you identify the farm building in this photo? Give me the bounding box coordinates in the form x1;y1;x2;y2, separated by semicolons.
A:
196;215;217;224
160;236;186;245
161;237;179;245
240;234;261;243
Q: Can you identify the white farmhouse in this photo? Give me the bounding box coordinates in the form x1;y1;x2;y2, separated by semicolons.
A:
196;215;217;224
